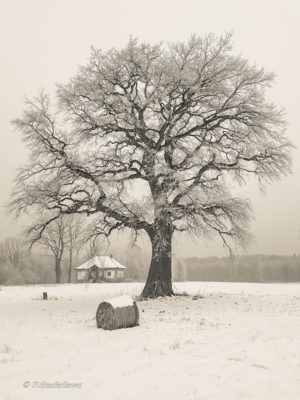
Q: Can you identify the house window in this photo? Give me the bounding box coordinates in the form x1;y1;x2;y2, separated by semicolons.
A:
106;270;115;278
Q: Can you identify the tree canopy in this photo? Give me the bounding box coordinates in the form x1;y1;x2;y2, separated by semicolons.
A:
8;33;294;296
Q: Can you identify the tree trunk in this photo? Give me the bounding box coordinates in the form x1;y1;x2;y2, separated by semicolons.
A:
55;257;62;284
55;238;64;284
141;224;174;298
68;249;72;283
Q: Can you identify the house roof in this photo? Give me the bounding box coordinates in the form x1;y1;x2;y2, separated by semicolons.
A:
74;256;126;270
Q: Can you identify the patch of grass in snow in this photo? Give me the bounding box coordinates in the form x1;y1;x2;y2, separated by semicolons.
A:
180;315;191;322
0;357;8;364
31;294;58;301
192;293;204;300
176;290;190;297
247;330;263;341
172;285;190;297
185;339;196;345
240;393;252;398
196;318;221;328
196;318;205;326
31;294;43;300
169;340;181;350
0;344;12;353
192;284;209;299
173;284;207;299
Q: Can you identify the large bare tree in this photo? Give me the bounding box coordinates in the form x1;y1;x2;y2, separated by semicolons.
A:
8;33;293;297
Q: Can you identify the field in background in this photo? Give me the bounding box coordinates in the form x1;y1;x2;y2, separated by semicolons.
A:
1;282;300;400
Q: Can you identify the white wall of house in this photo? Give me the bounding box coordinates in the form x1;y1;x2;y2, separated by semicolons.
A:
77;269;125;280
77;271;87;280
103;270;125;279
117;270;124;278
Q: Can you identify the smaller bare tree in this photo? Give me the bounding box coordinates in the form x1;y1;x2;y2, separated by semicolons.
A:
1;237;27;269
25;216;67;283
65;215;86;283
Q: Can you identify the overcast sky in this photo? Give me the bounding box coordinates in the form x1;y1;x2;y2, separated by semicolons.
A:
0;0;299;258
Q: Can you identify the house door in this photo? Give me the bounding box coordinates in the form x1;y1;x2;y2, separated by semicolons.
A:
91;270;97;283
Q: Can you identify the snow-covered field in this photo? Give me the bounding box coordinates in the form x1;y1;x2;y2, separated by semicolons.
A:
1;281;300;400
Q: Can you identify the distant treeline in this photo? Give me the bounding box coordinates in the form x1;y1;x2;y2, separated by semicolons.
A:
1;235;300;285
185;254;300;283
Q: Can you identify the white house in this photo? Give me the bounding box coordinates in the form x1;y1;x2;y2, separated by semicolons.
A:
74;256;126;283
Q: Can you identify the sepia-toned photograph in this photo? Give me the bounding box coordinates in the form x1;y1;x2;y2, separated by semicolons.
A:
0;0;300;399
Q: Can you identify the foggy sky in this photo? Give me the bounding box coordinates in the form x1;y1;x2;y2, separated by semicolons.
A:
0;0;299;258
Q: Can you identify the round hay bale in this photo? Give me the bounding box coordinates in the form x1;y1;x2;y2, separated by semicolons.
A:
96;295;139;330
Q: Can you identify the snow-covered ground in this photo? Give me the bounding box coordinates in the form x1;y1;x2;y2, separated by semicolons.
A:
1;281;300;400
